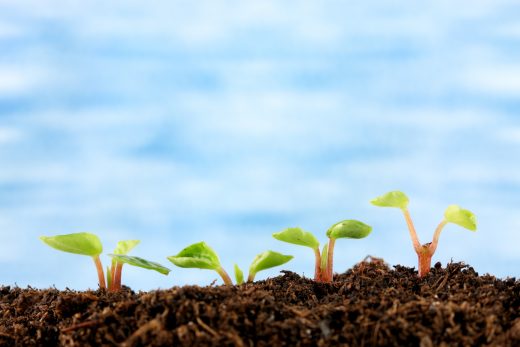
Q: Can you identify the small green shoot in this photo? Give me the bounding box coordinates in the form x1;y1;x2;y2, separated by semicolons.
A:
109;240;140;291
40;232;106;289
325;220;372;281
248;251;293;282
166;241;232;284
40;233;170;290
167;242;292;285
370;191;477;277
273;219;372;283
234;264;244;285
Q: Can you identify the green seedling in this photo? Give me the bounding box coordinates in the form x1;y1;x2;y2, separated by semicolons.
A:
107;239;140;290
273;220;372;282
370;191;477;277
167;242;293;285
40;232;170;290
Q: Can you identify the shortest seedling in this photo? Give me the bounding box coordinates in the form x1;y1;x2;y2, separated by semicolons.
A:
40;232;170;290
167;242;293;285
370;191;477;277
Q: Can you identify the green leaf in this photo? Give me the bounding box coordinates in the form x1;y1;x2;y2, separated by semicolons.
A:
444;205;477;231
113;240;140;255
326;220;372;239
272;227;319;249
112;240;141;266
167;242;221;270
108;254;171;275
248;250;293;280
39;232;103;257
370;191;409;209
234;264;244;285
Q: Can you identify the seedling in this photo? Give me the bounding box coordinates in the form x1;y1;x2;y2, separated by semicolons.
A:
40;232;170;290
273;219;372;282
370;191;477;277
167;241;293;285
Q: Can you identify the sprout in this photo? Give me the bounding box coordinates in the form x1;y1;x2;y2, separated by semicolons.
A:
40;232;170;290
248;250;293;282
234;264;244;285
273;219;372;283
109;240;140;291
167;242;293;285
40;233;106;289
370;191;477;277
167;242;232;284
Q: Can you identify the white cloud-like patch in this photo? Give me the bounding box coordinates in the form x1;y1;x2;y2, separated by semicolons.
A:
0;127;23;144
497;127;520;144
461;65;520;96
0;67;44;96
0;21;26;39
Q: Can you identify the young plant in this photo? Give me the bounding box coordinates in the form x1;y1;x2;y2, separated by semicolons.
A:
370;191;477;277
107;240;140;290
40;232;170;290
167;241;293;285
40;233;106;288
273;220;372;282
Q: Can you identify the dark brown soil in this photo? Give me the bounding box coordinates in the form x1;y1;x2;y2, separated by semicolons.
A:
1;259;519;346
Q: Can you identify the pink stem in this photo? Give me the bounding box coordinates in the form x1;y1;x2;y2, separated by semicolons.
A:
430;220;447;256
326;238;336;283
93;256;106;289
417;246;433;277
114;262;123;291
314;248;322;282
402;208;421;252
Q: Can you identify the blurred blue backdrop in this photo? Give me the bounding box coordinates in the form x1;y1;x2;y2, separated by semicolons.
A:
1;1;519;290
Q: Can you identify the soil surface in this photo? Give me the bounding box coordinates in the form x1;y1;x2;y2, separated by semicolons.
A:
1;259;519;346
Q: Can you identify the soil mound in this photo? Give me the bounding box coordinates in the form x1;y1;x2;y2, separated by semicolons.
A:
1;259;518;346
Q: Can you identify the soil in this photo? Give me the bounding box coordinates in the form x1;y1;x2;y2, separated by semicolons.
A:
1;258;518;346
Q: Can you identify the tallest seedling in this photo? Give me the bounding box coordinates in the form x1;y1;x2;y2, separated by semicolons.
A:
370;191;477;277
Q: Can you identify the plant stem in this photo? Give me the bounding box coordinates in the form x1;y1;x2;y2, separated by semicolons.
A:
106;266;112;291
320;243;328;281
326;238;336;282
402;208;421;252
430;219;447;255
93;256;106;289
314;247;322;282
113;262;123;291
417;245;433;278
416;219;447;277
216;267;233;285
108;263;116;291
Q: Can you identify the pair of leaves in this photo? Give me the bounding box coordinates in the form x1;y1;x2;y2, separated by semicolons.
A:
40;233;170;275
272;219;372;249
370;191;477;231
167;242;293;283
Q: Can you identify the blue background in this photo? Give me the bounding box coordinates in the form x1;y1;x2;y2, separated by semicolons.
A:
1;1;519;290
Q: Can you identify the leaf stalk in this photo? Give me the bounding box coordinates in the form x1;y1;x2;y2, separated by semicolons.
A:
313;247;322;282
216;267;233;285
93;256;106;289
326;238;336;282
